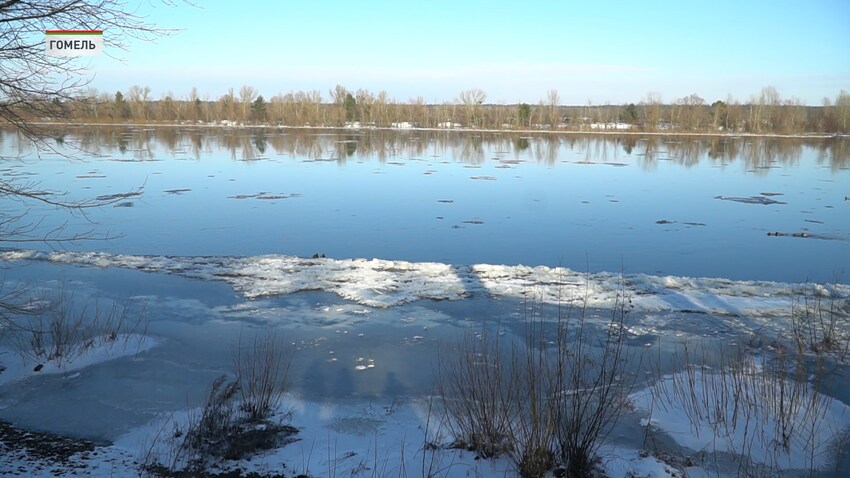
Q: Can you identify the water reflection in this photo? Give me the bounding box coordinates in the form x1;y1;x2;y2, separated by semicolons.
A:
2;126;848;172
0;126;847;284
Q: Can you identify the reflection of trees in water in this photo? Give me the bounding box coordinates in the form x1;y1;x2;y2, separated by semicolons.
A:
634;137;663;171
74;128;123;156
705;137;741;165
514;137;530;153
458;134;485;164
586;136;623;165
73;127;156;161
188;131;208;159
633;136;809;173
0;128;29;157
664;139;704;167
10;127;848;174
266;133;325;160
217;133;264;161
618;136;638;155
253;132;268;155
739;139;803;173
814;139;849;172
158;128;179;153
532;136;560;165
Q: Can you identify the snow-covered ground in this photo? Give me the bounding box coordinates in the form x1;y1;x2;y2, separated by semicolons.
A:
1;390;680;478
1;250;848;476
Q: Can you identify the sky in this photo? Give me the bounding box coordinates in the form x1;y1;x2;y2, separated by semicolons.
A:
80;0;850;105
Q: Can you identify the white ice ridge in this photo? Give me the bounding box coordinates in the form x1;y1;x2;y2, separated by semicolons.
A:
2;249;848;314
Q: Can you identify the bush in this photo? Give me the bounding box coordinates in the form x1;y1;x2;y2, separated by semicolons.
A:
145;331;296;475
233;332;291;421
552;294;634;477
437;320;514;459
438;285;636;478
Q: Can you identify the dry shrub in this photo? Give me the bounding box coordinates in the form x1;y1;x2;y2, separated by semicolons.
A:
790;283;850;360
439;285;636;478
5;286;147;366
644;340;843;476
145;331;296;475
234;331;291;420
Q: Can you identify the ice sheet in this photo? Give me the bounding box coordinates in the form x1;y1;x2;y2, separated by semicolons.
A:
631;370;850;472
2;250;847;316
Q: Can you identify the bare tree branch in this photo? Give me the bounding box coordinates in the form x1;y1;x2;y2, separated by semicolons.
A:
0;1;185;318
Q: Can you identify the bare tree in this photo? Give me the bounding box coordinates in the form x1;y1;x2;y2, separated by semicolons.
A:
306;90;322;125
0;1;186;253
780;97;807;134
268;93;286;124
1;1;185;135
355;88;375;125
409;95;426;127
458;88;486;128
218;87;236;121
640;92;664;130
546;89;560;130
375;90;389;126
238;85;258;123
187;86;200;122
674;93;705;130
126;85;151;120
836;90;850;133
725;94;743;132
750;86;781;133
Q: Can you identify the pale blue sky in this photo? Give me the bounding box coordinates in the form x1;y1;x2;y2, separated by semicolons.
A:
84;0;850;105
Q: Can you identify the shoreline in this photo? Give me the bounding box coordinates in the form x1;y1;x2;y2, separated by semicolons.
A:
19;121;850;140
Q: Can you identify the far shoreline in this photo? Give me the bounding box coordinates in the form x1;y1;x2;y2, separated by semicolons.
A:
19;121;850;140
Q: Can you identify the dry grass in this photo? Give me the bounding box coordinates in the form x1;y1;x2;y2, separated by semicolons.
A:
790;283;850;361
5;286;147;366
644;339;842;476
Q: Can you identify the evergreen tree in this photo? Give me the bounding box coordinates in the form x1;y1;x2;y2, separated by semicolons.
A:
344;93;357;122
113;91;130;119
251;95;267;122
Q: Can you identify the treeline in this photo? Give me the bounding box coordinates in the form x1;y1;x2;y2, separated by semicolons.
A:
30;85;850;134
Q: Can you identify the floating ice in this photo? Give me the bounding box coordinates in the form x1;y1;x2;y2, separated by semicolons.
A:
2;250;847;316
715;195;787;205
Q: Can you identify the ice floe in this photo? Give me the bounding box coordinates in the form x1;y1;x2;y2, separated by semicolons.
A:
1;250;847;316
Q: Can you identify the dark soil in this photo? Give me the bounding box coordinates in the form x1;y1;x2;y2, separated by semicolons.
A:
0;420;97;463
